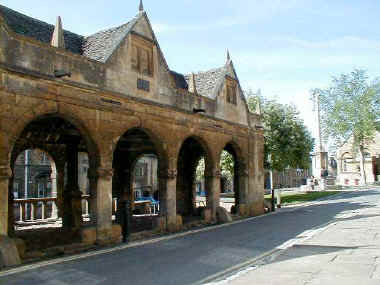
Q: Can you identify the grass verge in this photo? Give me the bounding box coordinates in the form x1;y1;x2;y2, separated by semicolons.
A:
264;191;343;205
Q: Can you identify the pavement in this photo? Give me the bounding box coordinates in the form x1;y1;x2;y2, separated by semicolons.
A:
1;188;380;285
206;188;380;285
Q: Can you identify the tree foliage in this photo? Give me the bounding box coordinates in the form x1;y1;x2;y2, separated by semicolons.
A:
246;89;314;171
195;150;234;182
311;69;380;183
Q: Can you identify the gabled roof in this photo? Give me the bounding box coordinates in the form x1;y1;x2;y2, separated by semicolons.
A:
0;5;84;54
0;4;144;63
82;15;141;62
184;66;227;99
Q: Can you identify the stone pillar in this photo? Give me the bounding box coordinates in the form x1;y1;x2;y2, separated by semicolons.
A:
95;167;113;244
312;151;328;180
236;162;249;216
0;165;11;236
63;143;82;231
7;175;14;236
87;168;98;224
50;170;58;219
246;131;265;216
56;164;65;218
205;167;221;221
159;168;177;232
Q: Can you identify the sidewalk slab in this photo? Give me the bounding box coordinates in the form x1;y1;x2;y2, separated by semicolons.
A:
221;189;380;285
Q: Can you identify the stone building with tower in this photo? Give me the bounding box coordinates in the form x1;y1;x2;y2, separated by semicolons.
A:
0;1;264;266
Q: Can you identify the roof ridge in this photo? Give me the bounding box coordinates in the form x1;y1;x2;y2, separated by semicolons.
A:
184;66;225;77
85;21;131;39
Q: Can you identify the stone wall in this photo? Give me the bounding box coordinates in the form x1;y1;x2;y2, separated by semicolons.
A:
0;10;265;243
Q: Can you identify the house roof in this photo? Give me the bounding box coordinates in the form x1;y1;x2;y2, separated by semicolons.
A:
184;66;227;99
82;15;141;62
0;5;84;54
0;5;242;103
0;4;142;63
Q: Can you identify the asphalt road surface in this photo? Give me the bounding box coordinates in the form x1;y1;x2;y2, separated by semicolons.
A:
2;189;379;285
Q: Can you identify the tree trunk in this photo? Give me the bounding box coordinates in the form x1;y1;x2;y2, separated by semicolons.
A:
359;145;367;185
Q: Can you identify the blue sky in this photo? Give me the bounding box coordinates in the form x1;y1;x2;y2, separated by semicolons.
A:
2;0;380;139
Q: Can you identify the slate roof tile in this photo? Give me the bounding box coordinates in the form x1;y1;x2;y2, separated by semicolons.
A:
0;4;141;62
82;15;140;62
0;5;84;54
184;67;227;99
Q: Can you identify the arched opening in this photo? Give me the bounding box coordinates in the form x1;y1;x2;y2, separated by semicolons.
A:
131;154;159;215
9;115;98;252
12;149;58;224
177;137;211;224
113;128;163;235
341;152;352;172
219;142;244;215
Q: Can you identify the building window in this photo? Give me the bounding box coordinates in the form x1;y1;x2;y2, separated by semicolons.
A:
131;44;153;76
135;166;144;177
13;182;19;199
38;182;45;197
226;79;237;105
132;45;139;70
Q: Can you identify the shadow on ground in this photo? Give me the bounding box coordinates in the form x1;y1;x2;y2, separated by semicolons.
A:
3;190;380;285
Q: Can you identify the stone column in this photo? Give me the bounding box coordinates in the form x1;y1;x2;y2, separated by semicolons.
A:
0;165;11;236
87;168;98;224
247;131;265;216
7;175;14;236
56;164;65;219
50;170;58;219
159;168;177;232
63;143;82;231
236;161;249;216
95;167;113;244
205;167;221;221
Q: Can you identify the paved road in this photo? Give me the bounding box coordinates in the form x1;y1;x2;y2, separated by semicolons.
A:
2;189;380;285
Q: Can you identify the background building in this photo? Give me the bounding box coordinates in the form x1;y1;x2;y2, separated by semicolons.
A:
336;132;380;185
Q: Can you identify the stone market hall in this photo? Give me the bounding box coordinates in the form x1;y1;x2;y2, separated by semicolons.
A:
0;1;264;266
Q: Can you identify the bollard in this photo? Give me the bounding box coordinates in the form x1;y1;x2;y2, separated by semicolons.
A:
276;189;281;208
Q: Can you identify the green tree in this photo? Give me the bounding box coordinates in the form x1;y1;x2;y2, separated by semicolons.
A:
246;89;314;171
311;69;380;184
195;151;234;183
220;150;234;182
